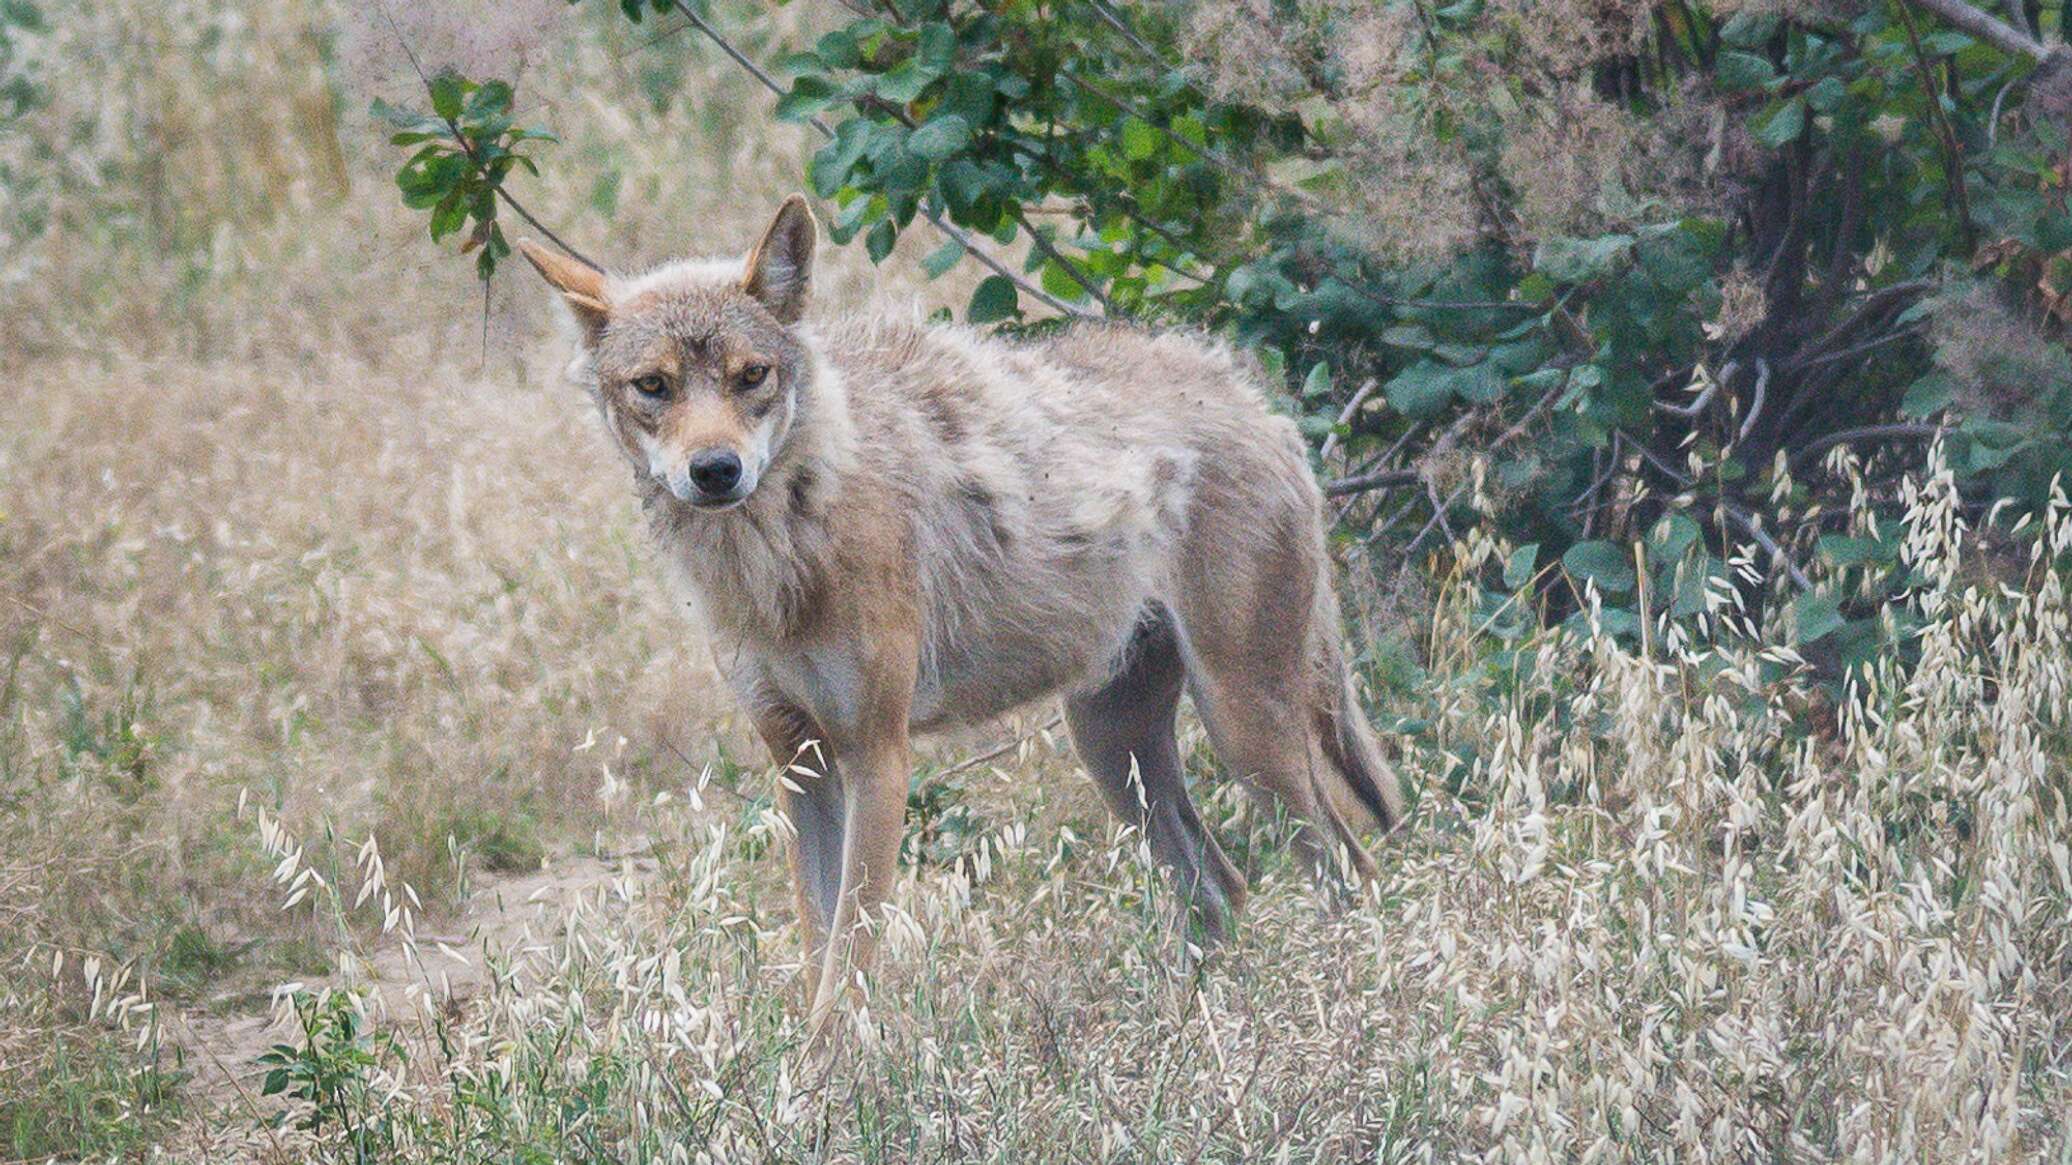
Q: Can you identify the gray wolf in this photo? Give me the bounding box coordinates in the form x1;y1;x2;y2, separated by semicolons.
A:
518;196;1403;1032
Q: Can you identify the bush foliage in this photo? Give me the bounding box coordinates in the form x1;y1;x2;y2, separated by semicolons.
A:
382;0;2072;666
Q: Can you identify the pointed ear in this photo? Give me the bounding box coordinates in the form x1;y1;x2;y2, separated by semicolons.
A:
517;239;611;337
741;194;817;324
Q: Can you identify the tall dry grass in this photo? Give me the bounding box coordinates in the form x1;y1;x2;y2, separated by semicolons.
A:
179;455;2072;1163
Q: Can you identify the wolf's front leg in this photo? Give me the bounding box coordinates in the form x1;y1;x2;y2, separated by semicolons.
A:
749;702;844;1004
800;625;918;1042
806;730;912;1039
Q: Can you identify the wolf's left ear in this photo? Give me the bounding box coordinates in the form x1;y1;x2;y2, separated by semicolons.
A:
517;239;611;339
742;194;817;324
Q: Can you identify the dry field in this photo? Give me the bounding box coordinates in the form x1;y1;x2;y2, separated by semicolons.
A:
4;2;2072;1162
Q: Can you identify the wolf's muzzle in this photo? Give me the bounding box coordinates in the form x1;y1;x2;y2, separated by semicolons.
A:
672;448;751;508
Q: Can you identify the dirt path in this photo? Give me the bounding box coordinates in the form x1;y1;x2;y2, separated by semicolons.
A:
169;845;656;1117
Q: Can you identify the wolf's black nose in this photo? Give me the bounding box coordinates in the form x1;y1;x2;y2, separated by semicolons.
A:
687;449;744;497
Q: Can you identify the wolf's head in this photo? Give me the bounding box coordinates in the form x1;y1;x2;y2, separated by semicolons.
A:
519;196;818;511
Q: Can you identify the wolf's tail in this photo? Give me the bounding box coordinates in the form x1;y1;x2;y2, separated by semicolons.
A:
1314;647;1408;836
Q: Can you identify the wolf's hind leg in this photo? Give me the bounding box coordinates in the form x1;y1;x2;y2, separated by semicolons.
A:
1170;507;1381;888
1066;609;1247;940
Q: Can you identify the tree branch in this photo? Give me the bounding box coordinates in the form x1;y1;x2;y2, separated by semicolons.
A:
1906;0;2050;61
1788;423;1944;475
1318;378;1379;462
1323;467;1422;498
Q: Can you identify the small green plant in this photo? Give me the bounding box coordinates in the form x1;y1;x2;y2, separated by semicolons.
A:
902;770;990;870
157;924;239;998
56;674;157;794
258;990;401;1153
371;70;562;280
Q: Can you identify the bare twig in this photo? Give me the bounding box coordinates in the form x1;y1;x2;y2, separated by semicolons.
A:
934;714;1064;780
1652;371;1721;419
1626;432;1816;591
1907;0;2051;61
1323;467;1422;499
1721;502;1815;591
1789;423;1944;475
1081;0;1168;66
1318;379;1380;462
2001;0;2036;40
1393;383;1565;555
1736;359;1771;444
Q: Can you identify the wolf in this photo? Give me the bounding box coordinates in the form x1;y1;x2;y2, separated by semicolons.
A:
518;195;1404;1030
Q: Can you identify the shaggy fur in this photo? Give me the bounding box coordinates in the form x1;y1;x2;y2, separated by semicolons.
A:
519;197;1404;1032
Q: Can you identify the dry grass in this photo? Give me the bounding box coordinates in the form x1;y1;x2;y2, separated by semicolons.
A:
4;1;2072;1162
135;463;2072;1163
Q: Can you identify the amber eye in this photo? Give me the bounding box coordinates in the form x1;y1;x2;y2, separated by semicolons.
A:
738;364;771;388
631;374;668;398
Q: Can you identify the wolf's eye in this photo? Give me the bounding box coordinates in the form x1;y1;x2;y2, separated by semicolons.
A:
631;374;668;398
737;364;771;388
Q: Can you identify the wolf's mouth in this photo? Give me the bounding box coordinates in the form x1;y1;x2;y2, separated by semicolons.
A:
688;494;750;512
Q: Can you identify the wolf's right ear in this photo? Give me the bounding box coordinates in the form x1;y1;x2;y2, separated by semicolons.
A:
741;194;817;324
517;239;611;338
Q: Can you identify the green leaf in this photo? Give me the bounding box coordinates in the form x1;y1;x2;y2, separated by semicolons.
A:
1301;361;1332;399
1669;554;1722;617
1920;30;1972;55
463;79;513;121
1503;543;1540;590
1533;234;1634;283
937;158;990;217
1120;116;1161;161
865;218;896;263
1794;592;1845;643
370;98;443;135
1901;372;1955;418
1455;362;1505;404
809;118;873;197
775;75;837;122
967;274;1018;323
1563;540;1637;595
1751;96;1806;148
874;59;938;105
939;70;997;127
916;22;956;72
1816;535;1884;566
920;237;964;279
1040;259;1087;303
1715;51;1777;92
428;71;465;122
1648;513;1702;563
1720;11;1780;47
907;113;971;160
816;27;861;68
1381;323;1436;350
1805;76;1848;114
1382;360;1456;419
